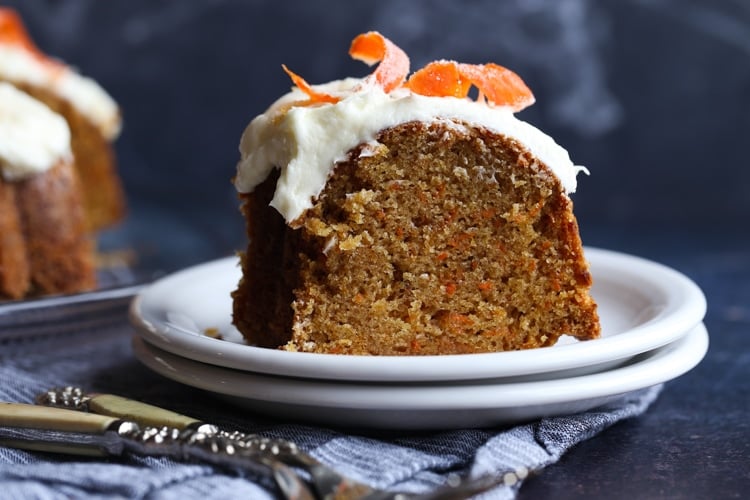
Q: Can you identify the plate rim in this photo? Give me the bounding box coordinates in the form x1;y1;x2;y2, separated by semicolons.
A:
129;247;707;382
132;322;708;414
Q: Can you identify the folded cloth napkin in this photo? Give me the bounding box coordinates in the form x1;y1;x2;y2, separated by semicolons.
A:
0;296;661;499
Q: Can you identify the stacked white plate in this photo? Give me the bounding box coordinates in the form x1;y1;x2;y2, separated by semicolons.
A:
130;248;708;430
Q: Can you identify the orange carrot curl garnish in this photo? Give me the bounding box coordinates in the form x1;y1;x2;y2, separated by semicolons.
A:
407;60;535;112
282;31;409;105
457;62;535;111
348;31;410;93
282;31;535;112
0;8;62;70
282;64;339;104
403;59;471;99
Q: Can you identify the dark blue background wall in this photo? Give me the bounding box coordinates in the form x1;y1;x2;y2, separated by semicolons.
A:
5;0;748;272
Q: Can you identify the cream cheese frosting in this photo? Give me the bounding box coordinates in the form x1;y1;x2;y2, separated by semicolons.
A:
235;78;587;224
0;82;72;181
0;44;121;140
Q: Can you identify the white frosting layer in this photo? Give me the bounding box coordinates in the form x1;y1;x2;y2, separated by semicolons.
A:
0;45;121;140
0;82;71;181
235;78;587;223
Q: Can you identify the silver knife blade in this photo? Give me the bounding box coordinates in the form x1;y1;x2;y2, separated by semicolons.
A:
0;402;314;500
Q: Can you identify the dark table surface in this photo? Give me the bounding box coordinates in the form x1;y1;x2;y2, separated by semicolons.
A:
519;226;750;499
6;1;750;498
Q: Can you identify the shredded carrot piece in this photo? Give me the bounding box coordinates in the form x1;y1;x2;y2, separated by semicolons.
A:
448;313;473;326
349;31;410;93
407;60;535;112
482;328;509;338
478;281;493;291
479;208;496;219
281;64;340;104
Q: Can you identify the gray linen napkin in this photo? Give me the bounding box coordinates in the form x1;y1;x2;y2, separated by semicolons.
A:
0;296;661;499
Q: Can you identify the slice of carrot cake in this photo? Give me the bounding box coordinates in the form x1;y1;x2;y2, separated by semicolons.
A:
232;32;600;355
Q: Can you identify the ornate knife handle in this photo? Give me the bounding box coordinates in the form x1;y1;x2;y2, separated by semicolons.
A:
38;387;374;499
0;401;314;500
29;391;512;500
38;387;304;460
37;387;214;432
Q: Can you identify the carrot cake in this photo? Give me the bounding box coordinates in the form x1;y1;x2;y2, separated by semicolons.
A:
0;8;124;231
232;32;600;355
0;82;95;299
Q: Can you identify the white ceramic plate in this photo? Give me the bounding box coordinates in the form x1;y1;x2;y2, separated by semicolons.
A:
129;247;706;382
132;323;708;429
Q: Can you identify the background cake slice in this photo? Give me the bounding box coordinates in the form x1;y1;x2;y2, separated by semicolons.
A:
232;32;600;355
0;83;95;299
0;8;125;231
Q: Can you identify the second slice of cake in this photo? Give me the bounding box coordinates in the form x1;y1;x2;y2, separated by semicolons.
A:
0;8;124;232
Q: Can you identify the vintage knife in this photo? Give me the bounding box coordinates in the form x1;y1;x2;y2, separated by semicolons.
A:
37;386;377;500
35;387;510;500
0;401;314;500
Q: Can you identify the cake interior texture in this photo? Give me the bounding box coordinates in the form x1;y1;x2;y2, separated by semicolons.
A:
233;120;600;355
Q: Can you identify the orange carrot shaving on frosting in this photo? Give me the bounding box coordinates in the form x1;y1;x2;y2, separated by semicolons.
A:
407;60;535;112
281;64;340;104
349;31;410;93
403;60;471;99
282;31;535;112
0;8;60;68
457;62;535;111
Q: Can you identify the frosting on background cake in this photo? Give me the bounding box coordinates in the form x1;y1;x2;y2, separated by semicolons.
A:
0;9;120;140
0;8;125;231
0;82;71;180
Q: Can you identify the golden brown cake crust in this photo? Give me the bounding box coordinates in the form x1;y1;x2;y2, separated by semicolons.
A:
234;120;600;355
0;159;96;300
15;159;96;295
0;179;31;299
